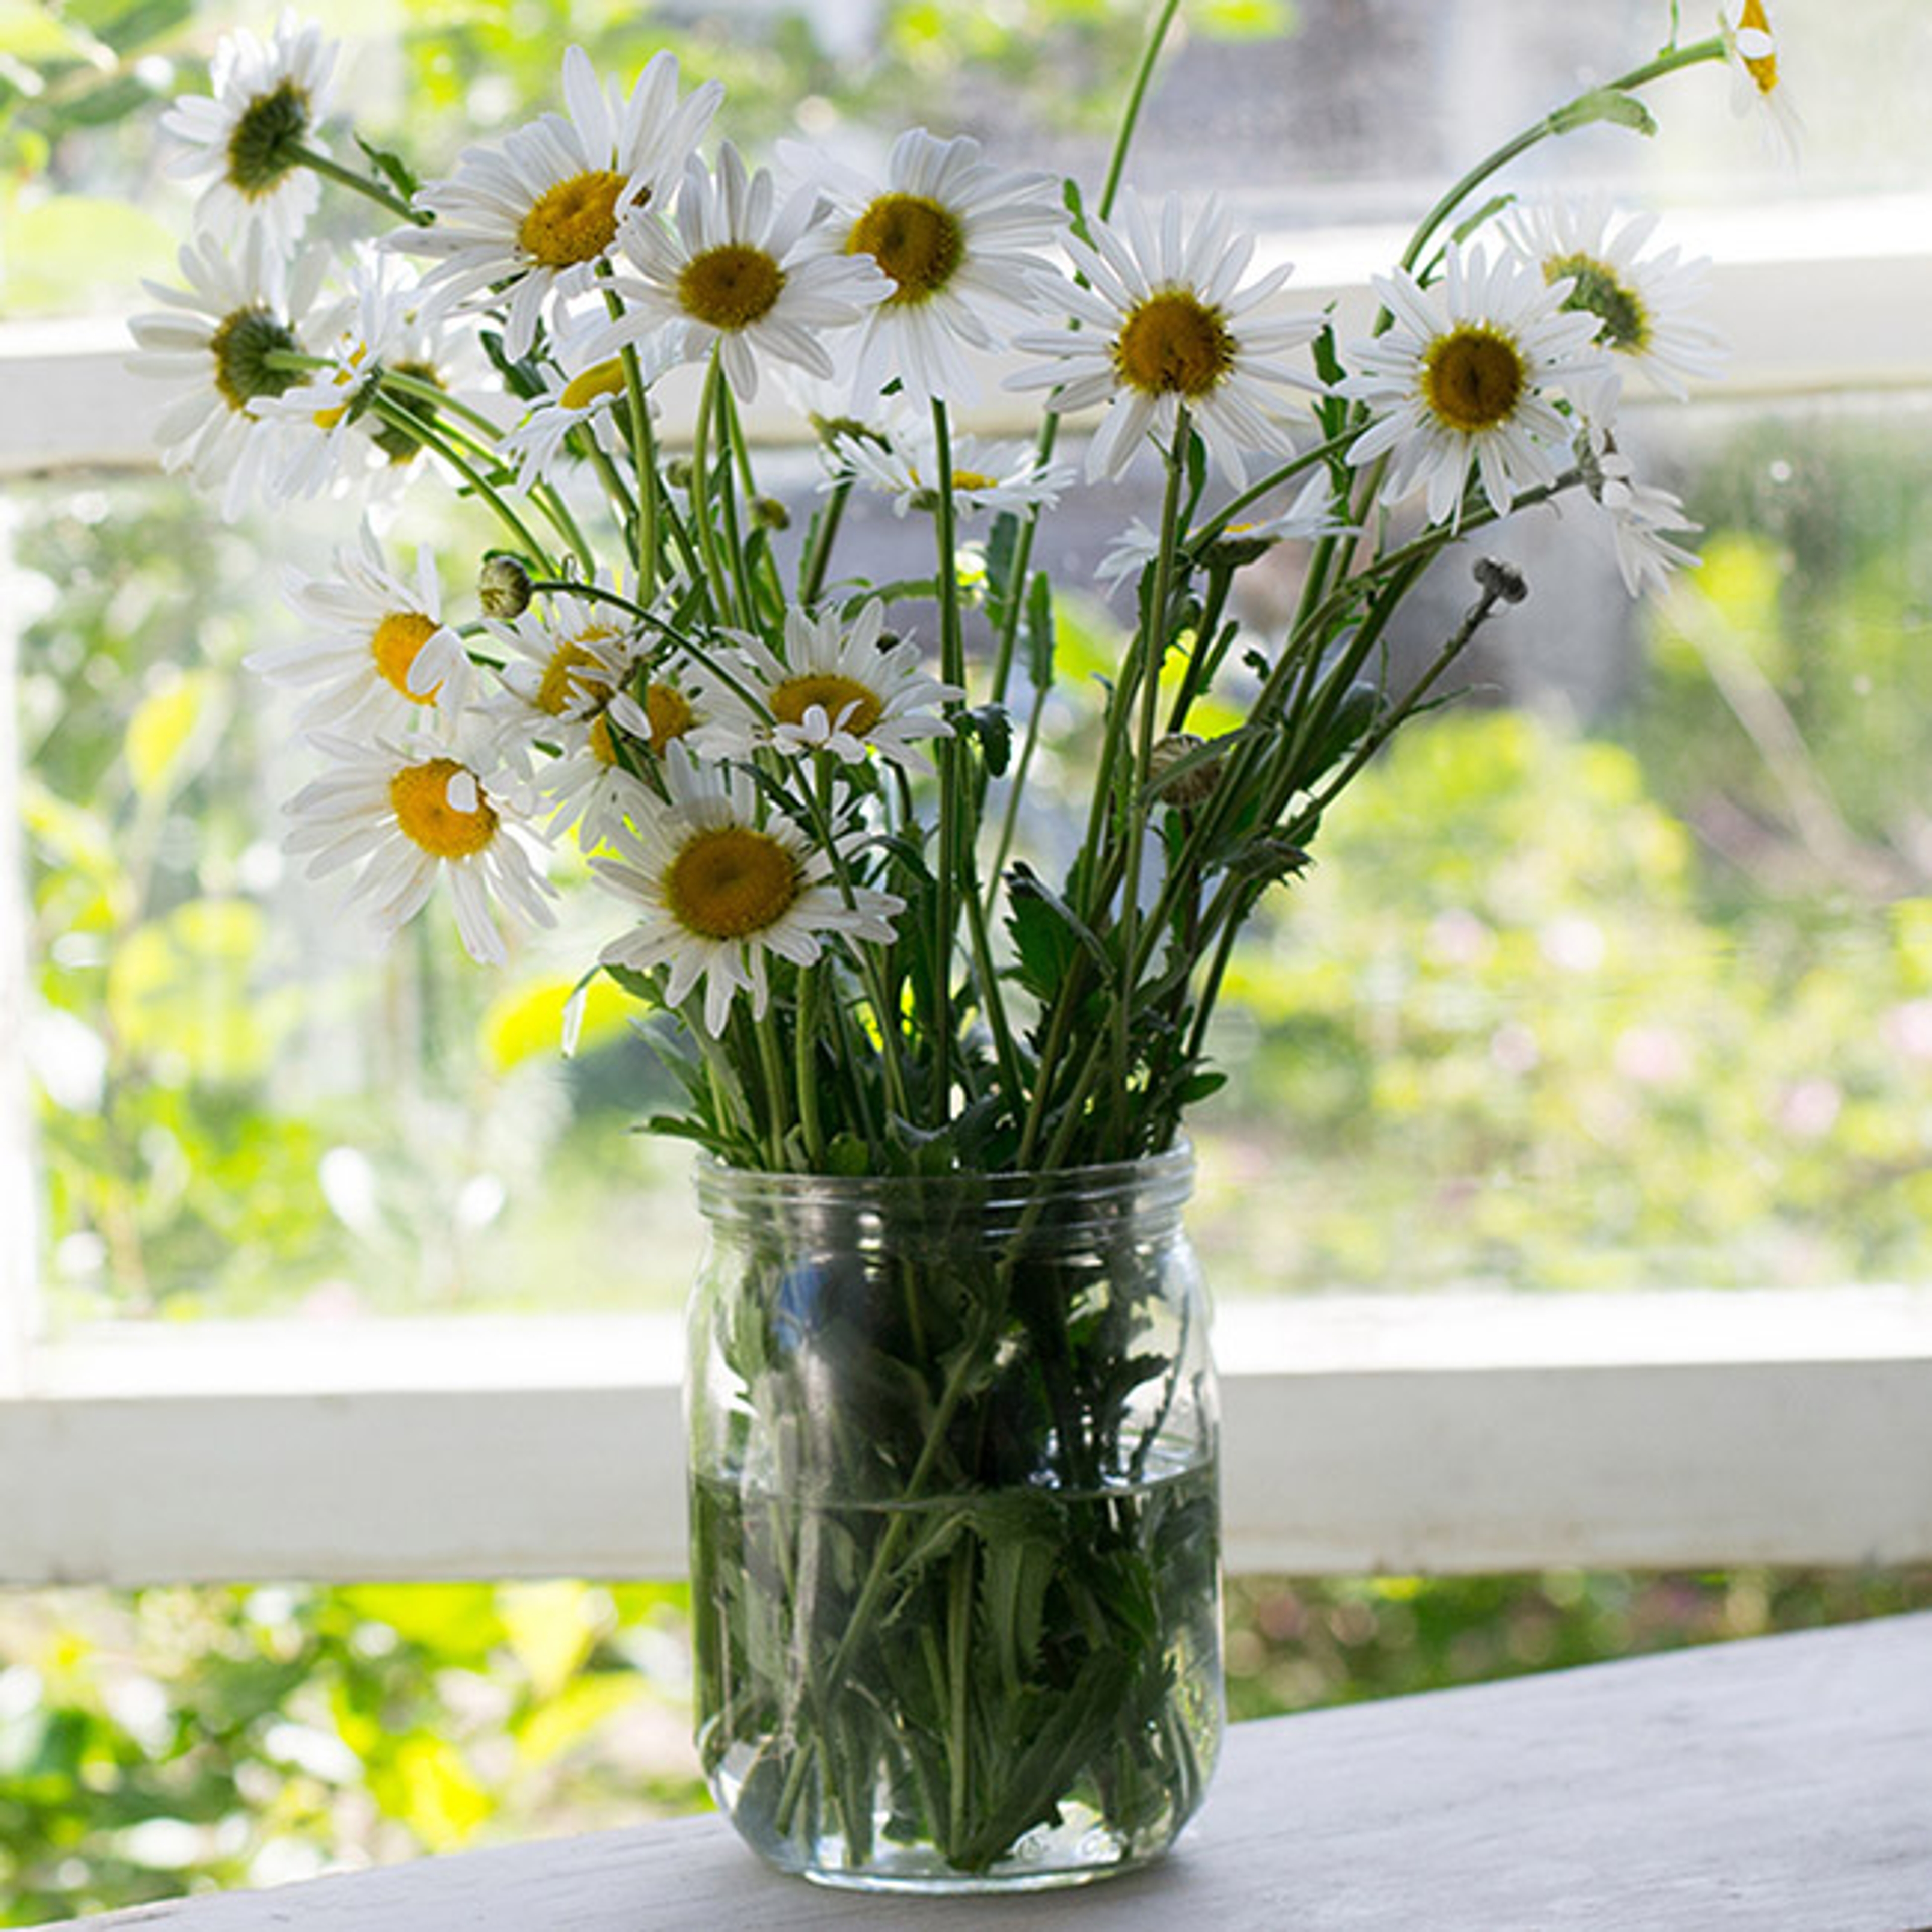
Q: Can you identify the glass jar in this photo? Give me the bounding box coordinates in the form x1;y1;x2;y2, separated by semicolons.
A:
686;1148;1222;1892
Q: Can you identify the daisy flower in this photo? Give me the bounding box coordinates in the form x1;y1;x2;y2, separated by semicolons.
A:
842;411;1072;519
593;743;902;1036
1502;199;1726;400
249;529;470;736
1722;0;1802;163
397;45;722;362
545;662;715;851
597;143;886;400
159;11;338;255
1009;193;1323;487
482;578;648;766
1095;471;1346;594
1337;242;1609;526
498;307;677;491
787;127;1065;406
284;731;556;967
693;600;960;775
127;233;334;522
1575;435;1702;598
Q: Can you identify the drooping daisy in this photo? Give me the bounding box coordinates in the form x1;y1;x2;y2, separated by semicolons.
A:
127;233;334;521
597;143;886;401
1502;199;1726;400
593;743;902;1036
284;731;556;967
250;529;470;735
842;410;1072;519
1574;437;1702;598
1337;242;1609;527
482;578;648;766
786;127;1064;406
159;11;339;255
1722;0;1802;163
693;600;960;774
1009;193;1324;487
397;45;722;362
544;660;716;852
499;307;676;490
1095;471;1346;595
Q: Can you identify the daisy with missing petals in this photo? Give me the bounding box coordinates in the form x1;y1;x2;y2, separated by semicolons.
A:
127;233;334;521
599;143;886;400
788;127;1064;406
159;12;338;255
284;731;556;967
1722;0;1802;162
1337;242;1608;527
398;45;722;361
249;529;470;735
1574;435;1702;598
842;411;1072;519
1010;194;1323;487
499;308;676;490
482;578;646;766
594;744;902;1037
694;600;960;775
1502;199;1726;400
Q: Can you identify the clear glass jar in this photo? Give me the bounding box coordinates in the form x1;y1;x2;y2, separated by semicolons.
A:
686;1148;1222;1893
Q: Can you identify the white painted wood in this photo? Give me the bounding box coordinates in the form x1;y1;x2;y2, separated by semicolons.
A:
3;1292;1929;1585
7;202;1931;473
41;1612;1932;1930
0;544;37;1402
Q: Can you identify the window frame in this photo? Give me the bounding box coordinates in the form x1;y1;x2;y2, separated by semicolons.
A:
7;214;1932;1589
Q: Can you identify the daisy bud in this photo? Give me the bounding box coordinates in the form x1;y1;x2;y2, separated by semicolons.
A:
753;496;791;532
1473;556;1530;606
479;553;533;621
1149;731;1222;808
665;457;696;493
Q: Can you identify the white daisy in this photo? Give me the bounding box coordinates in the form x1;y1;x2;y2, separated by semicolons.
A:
1095;471;1346;594
1722;0;1802;163
159;11;338;255
842;410;1072;519
1575;436;1702;598
1009;193;1323;488
544;662;716;852
598;143;886;401
498;306;677;490
1502;199;1726;401
249;529;470;736
593;743;902;1036
787;126;1064;406
1337;242;1609;527
693;600;960;775
481;577;648;766
258;248;499;502
284;731;556;967
126;233;334;522
396;45;722;362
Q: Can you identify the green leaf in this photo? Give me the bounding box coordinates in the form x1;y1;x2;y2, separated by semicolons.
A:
1451;191;1517;247
1548;88;1656;137
355;131;422;203
1024;572;1055;691
1004;860;1110;1003
967;702;1012;777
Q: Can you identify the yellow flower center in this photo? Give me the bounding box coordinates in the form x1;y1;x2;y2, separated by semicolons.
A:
641;681;696;754
665;824;799;940
768;673;883;737
537;637;614;716
312;342;369;431
1738;0;1780;94
518;170;629;269
389;758;497;858
1421;326;1526;433
1113;291;1235;399
371;612;444;704
678;244;786;331
587;714;619;766
560;359;628;411
846;193;963;304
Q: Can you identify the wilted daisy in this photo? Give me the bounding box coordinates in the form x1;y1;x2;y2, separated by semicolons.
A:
483;578;647;764
599;143;886;400
790;127;1064;406
843;412;1071;519
1010;194;1323;487
1503;199;1726;400
594;744;902;1036
127;233;334;521
250;529;470;735
1722;0;1802;162
1338;242;1608;526
1095;471;1346;595
695;600;960;774
284;731;556;967
159;11;338;255
1575;440;1702;598
398;45;722;361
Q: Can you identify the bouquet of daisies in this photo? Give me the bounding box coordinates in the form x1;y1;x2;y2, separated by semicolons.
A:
128;4;1796;1182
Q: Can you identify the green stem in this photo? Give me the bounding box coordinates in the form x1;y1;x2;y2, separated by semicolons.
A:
688;352;738;620
799;475;852;605
929;398;970;1127
368;395;553;569
290;142;429;225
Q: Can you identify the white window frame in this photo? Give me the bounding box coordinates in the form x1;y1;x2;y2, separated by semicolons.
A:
7;206;1932;1588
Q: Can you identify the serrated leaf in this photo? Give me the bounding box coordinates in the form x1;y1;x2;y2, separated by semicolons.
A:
967;703;1012;777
